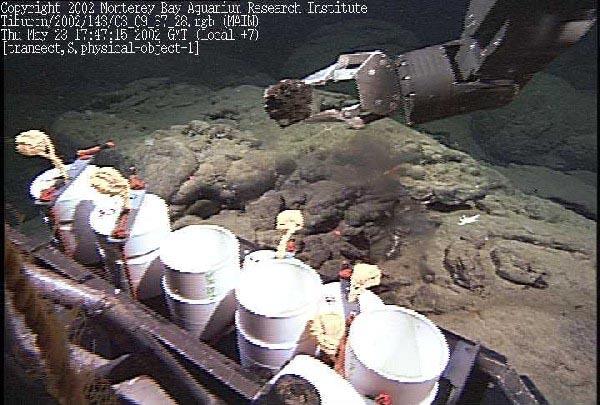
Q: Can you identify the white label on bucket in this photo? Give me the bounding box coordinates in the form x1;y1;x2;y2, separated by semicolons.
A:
206;276;217;299
205;270;216;285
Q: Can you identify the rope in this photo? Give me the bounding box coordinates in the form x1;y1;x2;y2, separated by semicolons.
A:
89;167;131;211
275;210;304;259
310;312;345;356
4;236;87;405
276;228;297;259
348;263;382;303
15;130;69;180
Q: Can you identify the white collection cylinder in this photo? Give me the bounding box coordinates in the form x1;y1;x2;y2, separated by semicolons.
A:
270;355;365;405
30;165;107;264
344;306;450;405
236;258;323;344
238;351;280;372
124;249;164;300
30;165;103;222
235;312;318;369
242;249;276;270
90;193;170;298
160;225;240;301
162;277;237;340
91;193;171;258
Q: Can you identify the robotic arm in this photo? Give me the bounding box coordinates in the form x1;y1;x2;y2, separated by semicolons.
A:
264;0;596;128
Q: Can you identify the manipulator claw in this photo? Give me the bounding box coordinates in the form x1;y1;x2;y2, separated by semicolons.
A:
264;51;401;129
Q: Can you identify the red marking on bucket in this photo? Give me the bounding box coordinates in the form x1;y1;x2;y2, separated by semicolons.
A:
375;392;392;405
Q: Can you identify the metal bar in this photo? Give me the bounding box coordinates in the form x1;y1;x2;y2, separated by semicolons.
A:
101;238;132;294
18;263;223;404
9;232;262;403
148;323;261;402
136;332;221;405
7;226;549;404
5;224;45;253
441;340;481;404
31;246;96;283
340;277;360;318
476;354;544;404
91;354;139;384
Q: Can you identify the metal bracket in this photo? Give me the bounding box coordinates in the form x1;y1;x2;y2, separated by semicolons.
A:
34;158;94;207
340;278;360;318
354;52;400;116
106;189;147;244
302;51;400;117
439;340;481;404
102;189;146;296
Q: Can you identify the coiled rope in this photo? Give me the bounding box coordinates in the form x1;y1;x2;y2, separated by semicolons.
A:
15;130;69;180
89;167;131;211
275;210;304;259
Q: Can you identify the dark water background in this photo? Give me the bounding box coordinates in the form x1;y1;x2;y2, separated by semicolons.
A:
3;0;597;222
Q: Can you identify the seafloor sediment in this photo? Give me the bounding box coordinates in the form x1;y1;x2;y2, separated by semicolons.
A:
10;79;598;404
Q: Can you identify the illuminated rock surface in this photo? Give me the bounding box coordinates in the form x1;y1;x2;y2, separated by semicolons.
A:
38;81;597;404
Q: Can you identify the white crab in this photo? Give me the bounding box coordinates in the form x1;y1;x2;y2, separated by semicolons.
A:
458;214;481;226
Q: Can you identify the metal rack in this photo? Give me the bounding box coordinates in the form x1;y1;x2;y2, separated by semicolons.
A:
6;224;548;404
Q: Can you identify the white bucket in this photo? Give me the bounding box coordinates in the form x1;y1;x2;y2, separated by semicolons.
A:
239;351;280;372
344;306;450;405
270;355;365;405
125;249;164;300
242;249;276;270
236;258;322;344
30;165;104;222
30;165;108;264
162;277;236;340
160;225;240;300
236;312;318;370
90;193;171;258
422;382;440;405
164;264;240;301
